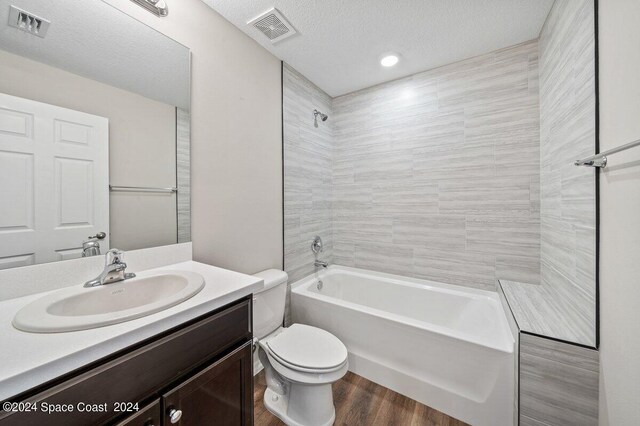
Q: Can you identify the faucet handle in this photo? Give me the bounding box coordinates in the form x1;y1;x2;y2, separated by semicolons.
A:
106;248;124;265
311;236;324;255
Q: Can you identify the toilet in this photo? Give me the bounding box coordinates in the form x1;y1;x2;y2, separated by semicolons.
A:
253;269;348;426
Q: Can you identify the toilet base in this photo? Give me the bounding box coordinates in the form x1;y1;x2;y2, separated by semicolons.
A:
263;386;336;426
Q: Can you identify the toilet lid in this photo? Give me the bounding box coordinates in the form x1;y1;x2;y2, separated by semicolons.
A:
266;324;348;370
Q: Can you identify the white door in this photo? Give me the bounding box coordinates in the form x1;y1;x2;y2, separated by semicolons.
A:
0;93;109;269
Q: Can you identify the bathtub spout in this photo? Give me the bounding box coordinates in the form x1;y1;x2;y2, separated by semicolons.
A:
314;260;328;268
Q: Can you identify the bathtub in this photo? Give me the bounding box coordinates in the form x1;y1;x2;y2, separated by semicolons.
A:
290;266;515;426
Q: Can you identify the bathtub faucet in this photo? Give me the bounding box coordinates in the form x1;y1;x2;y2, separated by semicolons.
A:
314;260;328;268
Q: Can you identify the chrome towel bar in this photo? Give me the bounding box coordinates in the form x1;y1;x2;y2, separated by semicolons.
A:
109;185;177;193
575;138;640;168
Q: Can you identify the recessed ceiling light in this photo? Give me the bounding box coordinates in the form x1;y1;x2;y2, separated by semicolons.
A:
380;54;399;67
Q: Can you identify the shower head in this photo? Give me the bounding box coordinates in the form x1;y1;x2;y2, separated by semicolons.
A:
313;109;328;127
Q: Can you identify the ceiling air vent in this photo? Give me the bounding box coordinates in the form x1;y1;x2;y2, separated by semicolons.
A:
248;8;296;43
8;5;50;38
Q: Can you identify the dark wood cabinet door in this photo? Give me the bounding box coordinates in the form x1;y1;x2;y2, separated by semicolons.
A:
114;400;161;426
162;342;253;426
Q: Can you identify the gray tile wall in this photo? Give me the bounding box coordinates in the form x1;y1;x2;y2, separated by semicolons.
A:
331;41;541;290
539;0;596;346
176;108;191;244
283;64;334;283
520;333;599;425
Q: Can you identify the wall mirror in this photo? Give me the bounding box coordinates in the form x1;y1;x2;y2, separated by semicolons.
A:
0;0;191;269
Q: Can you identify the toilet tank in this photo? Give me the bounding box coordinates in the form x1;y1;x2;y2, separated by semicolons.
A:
252;269;288;339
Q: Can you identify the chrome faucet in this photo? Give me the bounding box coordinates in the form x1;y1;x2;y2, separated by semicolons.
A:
312;236;328;269
84;249;136;288
81;232;106;257
314;260;328;268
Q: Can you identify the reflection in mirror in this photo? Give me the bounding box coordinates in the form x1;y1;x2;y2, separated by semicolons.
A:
0;0;190;269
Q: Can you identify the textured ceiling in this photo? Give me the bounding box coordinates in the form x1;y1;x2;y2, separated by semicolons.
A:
205;0;554;97
0;0;190;109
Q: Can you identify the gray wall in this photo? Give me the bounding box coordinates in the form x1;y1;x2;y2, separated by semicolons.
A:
105;0;284;275
539;0;596;346
283;64;334;283
599;0;640;424
331;41;541;290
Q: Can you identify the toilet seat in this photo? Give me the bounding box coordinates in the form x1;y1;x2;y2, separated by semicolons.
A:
268;348;346;374
265;324;348;373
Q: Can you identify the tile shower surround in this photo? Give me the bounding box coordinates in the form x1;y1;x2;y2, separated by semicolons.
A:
284;64;335;283
538;0;596;346
285;41;541;290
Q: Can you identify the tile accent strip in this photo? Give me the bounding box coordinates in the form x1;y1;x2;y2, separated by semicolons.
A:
176;108;191;243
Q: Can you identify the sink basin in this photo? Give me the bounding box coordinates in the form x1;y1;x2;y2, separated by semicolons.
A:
13;270;205;333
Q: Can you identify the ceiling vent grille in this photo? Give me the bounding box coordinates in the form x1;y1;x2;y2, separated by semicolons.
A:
248;8;296;43
8;5;50;38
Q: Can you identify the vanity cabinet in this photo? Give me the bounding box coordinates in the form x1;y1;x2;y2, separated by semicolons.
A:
0;297;253;426
115;400;161;426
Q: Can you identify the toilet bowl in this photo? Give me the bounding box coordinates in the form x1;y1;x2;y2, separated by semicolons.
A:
253;270;348;426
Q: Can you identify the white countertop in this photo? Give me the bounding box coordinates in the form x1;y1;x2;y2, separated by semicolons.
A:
0;261;263;400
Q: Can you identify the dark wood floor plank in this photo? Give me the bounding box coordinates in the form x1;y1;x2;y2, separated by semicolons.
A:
339;372;387;425
254;370;469;426
333;372;363;424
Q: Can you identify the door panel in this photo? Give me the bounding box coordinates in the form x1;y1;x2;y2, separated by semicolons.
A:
55;119;93;147
0;151;34;230
0;105;36;267
0;106;34;142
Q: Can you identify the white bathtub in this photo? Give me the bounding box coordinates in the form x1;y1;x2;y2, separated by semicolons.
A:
290;266;515;426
